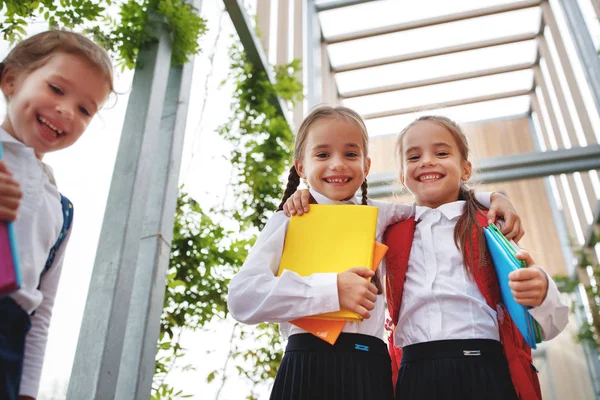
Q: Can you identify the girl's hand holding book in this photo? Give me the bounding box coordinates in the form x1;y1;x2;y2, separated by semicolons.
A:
0;161;22;222
487;193;524;242
283;189;311;216
508;250;549;307
337;267;378;319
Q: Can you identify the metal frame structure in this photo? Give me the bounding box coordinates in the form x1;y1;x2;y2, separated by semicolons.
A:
69;0;600;397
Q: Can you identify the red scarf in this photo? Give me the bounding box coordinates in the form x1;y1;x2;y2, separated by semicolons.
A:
384;212;542;399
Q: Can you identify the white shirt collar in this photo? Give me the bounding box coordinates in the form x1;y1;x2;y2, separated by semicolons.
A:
415;200;465;222
0;127;24;147
0;127;56;185
309;188;360;205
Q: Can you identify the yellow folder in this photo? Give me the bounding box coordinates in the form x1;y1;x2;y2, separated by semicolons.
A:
277;204;378;322
291;241;388;344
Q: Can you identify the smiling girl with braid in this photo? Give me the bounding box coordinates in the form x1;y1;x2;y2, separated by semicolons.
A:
227;106;518;400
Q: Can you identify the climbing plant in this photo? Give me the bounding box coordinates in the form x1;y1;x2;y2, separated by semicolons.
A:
0;0;206;68
153;39;302;399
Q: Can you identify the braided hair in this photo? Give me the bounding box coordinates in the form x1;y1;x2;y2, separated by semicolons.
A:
397;115;486;274
277;105;371;208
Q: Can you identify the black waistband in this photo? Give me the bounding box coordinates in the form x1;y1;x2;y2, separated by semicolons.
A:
401;339;504;363
286;333;388;355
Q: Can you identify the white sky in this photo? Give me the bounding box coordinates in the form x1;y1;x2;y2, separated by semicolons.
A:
1;0;600;398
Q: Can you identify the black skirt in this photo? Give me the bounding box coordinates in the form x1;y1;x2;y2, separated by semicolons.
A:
0;297;31;400
396;339;519;400
270;333;394;400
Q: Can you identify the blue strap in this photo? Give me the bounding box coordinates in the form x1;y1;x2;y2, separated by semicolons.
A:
42;194;74;276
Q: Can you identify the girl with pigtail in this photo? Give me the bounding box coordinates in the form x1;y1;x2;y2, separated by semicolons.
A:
384;116;568;400
286;115;569;400
228;106;517;400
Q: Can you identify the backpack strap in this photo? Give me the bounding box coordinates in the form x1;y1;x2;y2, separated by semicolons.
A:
41;194;74;277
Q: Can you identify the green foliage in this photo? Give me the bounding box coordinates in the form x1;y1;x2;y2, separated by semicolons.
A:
572;230;600;350
553;275;579;293
153;192;253;398
154;40;302;398
0;0;108;42
219;42;302;230
0;0;206;69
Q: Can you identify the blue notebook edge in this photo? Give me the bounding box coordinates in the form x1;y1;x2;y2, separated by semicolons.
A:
483;225;539;349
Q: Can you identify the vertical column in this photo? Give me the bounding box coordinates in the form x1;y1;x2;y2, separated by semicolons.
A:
534;65;589;237
293;0;304;127
277;0;289;65
321;44;340;105
114;5;199;396
257;0;271;56
541;1;597;145
67;18;173;399
538;34;597;208
530;94;576;275
558;0;600;128
306;0;322;108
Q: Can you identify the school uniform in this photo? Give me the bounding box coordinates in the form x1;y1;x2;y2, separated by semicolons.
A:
385;201;569;400
0;129;71;399
228;190;494;400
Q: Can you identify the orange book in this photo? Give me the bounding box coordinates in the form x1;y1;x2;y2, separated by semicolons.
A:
290;241;388;345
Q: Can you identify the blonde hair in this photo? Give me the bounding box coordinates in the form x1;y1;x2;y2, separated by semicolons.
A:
0;29;114;96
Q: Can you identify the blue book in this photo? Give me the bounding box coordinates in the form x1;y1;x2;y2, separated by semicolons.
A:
483;223;542;349
0;141;21;297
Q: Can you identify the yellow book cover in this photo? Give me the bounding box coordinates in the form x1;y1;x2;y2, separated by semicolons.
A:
277;204;378;322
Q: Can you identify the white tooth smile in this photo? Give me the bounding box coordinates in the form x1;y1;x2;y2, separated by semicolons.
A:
419;174;442;181
325;178;350;183
38;116;64;137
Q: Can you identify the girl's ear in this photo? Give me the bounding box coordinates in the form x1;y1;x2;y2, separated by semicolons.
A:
294;159;306;179
0;65;18;97
462;160;472;182
364;156;371;177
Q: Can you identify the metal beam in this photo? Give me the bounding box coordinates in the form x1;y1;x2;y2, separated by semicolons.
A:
224;0;294;129
367;145;600;198
333;32;538;73
362;89;532;120
315;0;381;12
327;0;541;44
113;14;198;397
341;62;535;99
68;18;173;400
541;1;596;145
306;0;323;108
558;0;600;128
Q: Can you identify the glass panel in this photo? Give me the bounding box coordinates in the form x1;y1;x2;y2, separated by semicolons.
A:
343;70;533;117
318;0;522;38
336;40;538;95
363;96;531;137
326;8;541;68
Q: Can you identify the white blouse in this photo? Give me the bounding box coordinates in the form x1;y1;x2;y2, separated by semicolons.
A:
394;201;569;348
1;128;71;398
227;190;494;341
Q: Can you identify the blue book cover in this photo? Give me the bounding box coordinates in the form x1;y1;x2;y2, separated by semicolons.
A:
484;223;541;349
0;141;22;297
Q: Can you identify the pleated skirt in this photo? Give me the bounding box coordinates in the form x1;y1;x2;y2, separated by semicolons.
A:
396;339;519;400
270;333;394;400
